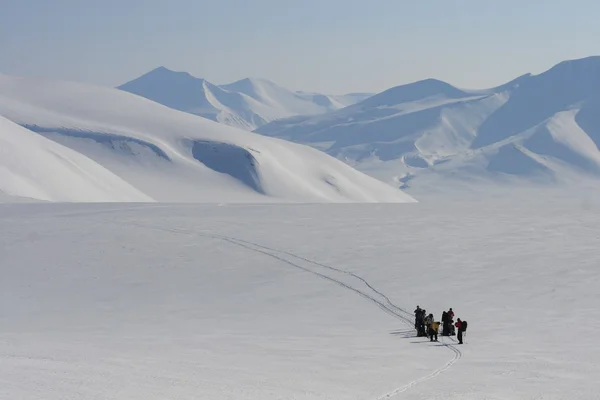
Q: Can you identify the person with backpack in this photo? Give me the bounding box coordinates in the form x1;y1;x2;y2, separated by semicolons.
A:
455;318;466;344
429;320;440;342
445;308;455;335
414;306;422;330
425;313;433;337
441;311;448;336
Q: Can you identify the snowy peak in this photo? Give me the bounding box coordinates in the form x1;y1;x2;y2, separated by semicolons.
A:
473;56;600;149
540;55;600;80
124;66;204;90
118;69;372;131
222;76;332;115
489;73;533;93
118;68;276;130
220;77;279;98
361;78;470;108
118;66;212;114
143;66;195;80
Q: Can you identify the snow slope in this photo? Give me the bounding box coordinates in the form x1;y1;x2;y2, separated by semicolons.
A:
0;74;412;203
2;198;599;399
118;67;372;130
256;56;600;194
0;115;151;202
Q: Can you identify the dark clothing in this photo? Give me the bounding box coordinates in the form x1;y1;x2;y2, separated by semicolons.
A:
417;316;426;337
415;308;427;337
414;308;421;330
455;320;463;344
442;319;450;336
443;310;454;336
429;328;438;342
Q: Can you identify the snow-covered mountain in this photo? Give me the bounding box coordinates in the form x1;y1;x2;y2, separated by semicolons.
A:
0;74;412;203
255;56;600;192
118;67;372;131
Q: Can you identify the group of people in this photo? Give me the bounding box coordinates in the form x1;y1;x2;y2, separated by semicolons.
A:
414;305;466;344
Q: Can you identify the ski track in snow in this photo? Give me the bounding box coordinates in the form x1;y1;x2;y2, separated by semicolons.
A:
118;221;462;399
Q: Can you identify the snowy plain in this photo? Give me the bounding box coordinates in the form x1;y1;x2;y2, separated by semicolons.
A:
2;194;600;400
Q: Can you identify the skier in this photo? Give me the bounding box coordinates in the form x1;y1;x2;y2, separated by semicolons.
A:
455;318;464;344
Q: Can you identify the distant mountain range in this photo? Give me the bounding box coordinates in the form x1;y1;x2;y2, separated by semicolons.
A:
118;67;372;131
255;56;600;192
3;56;599;202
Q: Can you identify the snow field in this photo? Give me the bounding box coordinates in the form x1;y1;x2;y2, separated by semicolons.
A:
2;196;599;399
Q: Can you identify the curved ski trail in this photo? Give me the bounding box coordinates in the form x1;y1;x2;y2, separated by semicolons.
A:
121;222;462;398
217;235;462;399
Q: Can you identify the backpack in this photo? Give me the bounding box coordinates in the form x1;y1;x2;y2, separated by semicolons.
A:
461;321;468;332
442;311;448;322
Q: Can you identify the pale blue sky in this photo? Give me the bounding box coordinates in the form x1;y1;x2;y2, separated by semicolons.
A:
1;0;599;94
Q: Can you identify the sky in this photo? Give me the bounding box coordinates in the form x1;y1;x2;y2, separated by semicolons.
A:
1;0;600;94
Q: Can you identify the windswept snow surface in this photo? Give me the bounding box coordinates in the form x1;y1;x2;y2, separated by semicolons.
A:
0;74;413;203
0;116;151;202
255;56;600;195
118;67;372;130
2;197;600;399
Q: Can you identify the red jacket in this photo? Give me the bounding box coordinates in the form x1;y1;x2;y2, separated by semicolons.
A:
455;321;462;330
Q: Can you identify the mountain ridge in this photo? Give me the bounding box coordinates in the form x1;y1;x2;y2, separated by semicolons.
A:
118;67;373;131
254;56;600;193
